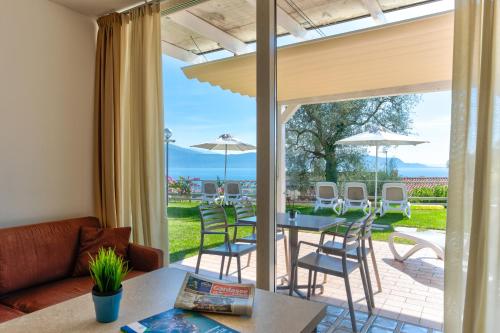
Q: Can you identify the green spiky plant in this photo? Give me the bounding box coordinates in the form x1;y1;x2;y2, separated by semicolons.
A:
89;248;130;294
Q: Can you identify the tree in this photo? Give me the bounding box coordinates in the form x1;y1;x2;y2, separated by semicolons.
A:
286;95;420;182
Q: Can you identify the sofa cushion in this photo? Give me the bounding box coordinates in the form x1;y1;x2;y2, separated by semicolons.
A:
0;270;144;314
0;304;25;323
72;226;131;276
0;217;100;295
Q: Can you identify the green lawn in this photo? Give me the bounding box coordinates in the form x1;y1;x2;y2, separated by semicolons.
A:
167;202;446;263
168;202;254;262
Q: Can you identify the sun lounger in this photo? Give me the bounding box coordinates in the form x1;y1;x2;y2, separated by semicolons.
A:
201;181;221;204
388;227;445;261
342;182;371;215
380;183;411;218
314;182;342;214
224;181;243;205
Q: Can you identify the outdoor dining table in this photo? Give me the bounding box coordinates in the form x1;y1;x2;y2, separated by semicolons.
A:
238;212;346;298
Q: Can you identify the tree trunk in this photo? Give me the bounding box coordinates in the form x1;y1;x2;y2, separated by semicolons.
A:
325;149;337;182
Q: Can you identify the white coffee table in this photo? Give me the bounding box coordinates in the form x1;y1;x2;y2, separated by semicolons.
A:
0;267;326;333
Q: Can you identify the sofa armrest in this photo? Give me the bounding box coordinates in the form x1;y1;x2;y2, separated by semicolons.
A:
128;243;164;272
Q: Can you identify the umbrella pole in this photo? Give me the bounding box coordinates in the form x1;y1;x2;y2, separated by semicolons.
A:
224;144;227;183
375;144;378;211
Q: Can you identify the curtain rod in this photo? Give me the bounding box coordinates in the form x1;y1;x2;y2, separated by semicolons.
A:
117;0;209;16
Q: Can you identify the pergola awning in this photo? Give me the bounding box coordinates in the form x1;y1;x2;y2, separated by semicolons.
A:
182;12;454;104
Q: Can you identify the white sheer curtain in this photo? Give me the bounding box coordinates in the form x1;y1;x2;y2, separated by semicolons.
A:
445;2;500;332
119;3;168;264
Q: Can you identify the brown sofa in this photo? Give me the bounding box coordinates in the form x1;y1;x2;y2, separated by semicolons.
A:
0;217;163;323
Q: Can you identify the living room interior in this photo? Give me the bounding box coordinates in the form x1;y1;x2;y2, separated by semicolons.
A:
0;0;498;332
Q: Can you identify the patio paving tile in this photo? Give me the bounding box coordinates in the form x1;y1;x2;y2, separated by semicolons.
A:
372;316;398;330
171;234;444;332
366;327;394;333
400;322;430;333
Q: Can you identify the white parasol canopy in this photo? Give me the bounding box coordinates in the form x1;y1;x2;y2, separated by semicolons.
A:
336;131;429;209
191;134;256;182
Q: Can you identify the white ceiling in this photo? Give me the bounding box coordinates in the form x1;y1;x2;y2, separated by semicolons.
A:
50;0;142;17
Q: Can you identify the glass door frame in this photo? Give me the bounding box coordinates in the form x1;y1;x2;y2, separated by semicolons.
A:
255;0;278;291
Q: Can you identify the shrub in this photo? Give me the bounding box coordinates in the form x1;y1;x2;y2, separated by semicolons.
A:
170;176;192;195
433;185;448;197
411;185;448;198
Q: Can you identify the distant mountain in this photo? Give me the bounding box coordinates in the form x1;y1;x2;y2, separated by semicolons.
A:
362;155;429;169
167;145;255;168
167;145;432;169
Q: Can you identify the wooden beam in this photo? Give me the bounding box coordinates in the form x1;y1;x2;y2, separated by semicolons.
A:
161;41;205;64
276;104;287;214
167;11;249;55
280;103;301;123
360;0;387;24
245;0;308;39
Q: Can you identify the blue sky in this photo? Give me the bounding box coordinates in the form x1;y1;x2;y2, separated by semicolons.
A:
163;55;256;148
163;0;453;167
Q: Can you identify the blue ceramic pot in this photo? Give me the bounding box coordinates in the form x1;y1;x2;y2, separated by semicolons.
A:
92;285;123;323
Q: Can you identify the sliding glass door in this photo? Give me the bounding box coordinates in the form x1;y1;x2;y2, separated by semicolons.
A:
161;0;278;289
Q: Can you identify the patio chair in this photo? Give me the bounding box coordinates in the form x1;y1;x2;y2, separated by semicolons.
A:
227;201;289;275
196;205;256;283
295;217;373;333
314;182;342;215
224;181;243;205
380;183;411;218
316;213;381;307
388;227;445;261
201;181;221;204
342;182;371;215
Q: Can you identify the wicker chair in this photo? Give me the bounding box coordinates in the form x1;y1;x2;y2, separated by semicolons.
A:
295;216;373;333
196;205;255;283
317;214;381;307
227;201;289;275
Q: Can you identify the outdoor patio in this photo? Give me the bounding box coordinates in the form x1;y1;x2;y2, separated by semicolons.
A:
171;233;444;332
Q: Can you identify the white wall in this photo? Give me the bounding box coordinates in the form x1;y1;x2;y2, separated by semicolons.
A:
0;0;96;226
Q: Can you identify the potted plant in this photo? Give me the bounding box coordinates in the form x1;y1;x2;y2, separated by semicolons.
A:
286;189;300;219
89;247;130;323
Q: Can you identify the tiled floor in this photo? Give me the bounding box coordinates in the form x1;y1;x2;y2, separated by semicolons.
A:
171;233;444;332
317;305;443;333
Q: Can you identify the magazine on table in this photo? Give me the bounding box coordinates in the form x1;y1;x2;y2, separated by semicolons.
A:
121;308;239;333
174;273;255;316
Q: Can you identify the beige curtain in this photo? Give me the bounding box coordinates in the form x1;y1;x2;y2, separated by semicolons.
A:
94;13;122;228
445;2;500;332
94;4;168;264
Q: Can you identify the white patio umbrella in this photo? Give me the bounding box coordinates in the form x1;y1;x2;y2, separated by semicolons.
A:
335;131;429;209
191;134;256;182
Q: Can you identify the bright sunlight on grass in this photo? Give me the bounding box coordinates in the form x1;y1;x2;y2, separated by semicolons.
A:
167;201;446;262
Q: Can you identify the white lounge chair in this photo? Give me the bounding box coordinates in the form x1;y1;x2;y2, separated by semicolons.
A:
380;183;411;218
342;182;371;215
224;181;243;205
388;227;445;261
201;181;221;204
314;182;342;215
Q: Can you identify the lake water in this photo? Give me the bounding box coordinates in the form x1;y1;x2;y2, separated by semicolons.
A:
169;167;448;180
398;167;448;177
